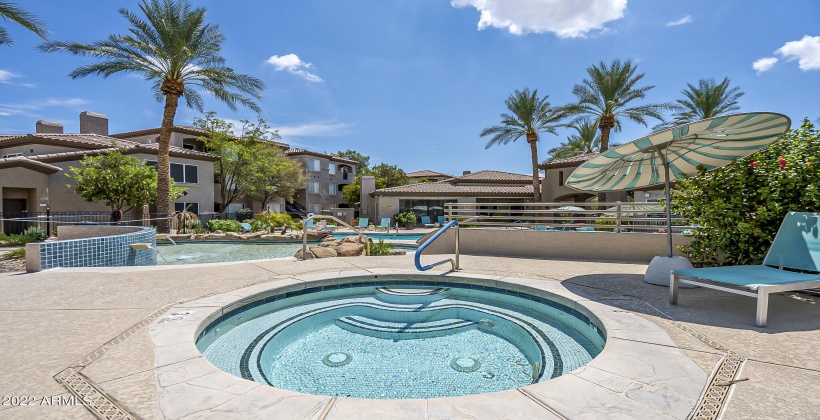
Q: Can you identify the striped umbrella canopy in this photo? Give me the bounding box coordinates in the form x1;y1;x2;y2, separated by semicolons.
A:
567;112;791;257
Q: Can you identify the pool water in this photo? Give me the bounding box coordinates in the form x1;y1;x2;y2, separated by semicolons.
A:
156;241;417;265
197;281;605;399
332;231;426;242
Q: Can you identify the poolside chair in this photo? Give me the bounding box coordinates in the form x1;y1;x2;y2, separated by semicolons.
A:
377;218;391;232
576;227;596;232
670;212;820;327
240;222;252;233
355;218;369;230
420;216;435;228
304;219;314;231
437;216;447;226
532;225;549;231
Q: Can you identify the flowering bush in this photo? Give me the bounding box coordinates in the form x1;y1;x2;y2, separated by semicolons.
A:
672;119;820;266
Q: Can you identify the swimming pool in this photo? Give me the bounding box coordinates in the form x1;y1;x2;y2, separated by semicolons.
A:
196;278;605;399
156;241;416;264
332;231;426;242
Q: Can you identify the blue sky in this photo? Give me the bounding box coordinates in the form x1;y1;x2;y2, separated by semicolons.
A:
2;1;819;176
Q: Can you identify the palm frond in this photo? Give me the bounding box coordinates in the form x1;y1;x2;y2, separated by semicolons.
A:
0;2;48;45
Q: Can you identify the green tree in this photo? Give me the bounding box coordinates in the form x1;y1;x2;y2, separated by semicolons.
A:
570;59;674;151
40;0;263;233
656;77;744;130
672;119;820;266
341;163;409;206
332;149;370;173
0;2;48;46
67;149;184;212
193;113;303;210
546;119;602;161
480;88;568;202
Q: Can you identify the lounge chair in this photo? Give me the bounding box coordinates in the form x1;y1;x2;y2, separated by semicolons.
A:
354;218;369;230
576;227;596;232
437;216;447;226
377;218;391;232
670;211;820;327
240;222;252;233
304;219;314;231
532;225;549;231
420;216;435;228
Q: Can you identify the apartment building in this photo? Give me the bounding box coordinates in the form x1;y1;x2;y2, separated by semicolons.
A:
284;149;357;216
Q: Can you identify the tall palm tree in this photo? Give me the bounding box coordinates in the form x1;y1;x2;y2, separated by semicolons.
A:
480;89;568;202
40;0;263;232
547;119;601;161
0;2;48;46
571;59;675;151
656;77;744;130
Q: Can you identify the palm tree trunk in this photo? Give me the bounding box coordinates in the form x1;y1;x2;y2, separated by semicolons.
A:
528;136;541;202
156;91;180;233
598;115;616;152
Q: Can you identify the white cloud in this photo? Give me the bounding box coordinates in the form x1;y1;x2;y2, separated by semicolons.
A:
275;121;355;137
450;0;627;38
0;97;90;117
665;15;692;27
752;57;779;74
0;69;19;83
776;35;820;71
265;54;324;82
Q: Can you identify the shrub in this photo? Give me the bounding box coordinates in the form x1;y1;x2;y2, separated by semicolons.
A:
22;227;47;242
593;214;616;232
0;227;46;246
250;211;296;233
368;239;394;256
0;247;25;260
672;119;820;266
207;218;242;233
393;211;417;225
235;208;253;220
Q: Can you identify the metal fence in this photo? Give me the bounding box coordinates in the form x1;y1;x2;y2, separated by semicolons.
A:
444;202;697;234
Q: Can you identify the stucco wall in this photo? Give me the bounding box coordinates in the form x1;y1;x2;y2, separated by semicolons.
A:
57;225;145;240
419;228;691;263
0;167;49;210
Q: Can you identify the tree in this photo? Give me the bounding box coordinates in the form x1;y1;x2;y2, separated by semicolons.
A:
672;119;820;266
656;77;744;130
332;149;370;173
480;88;568;202
570;59;674;151
546;119;601;162
40;0;263;233
0;2;48;46
193;113;303;210
341;163;409;206
67;149;184;213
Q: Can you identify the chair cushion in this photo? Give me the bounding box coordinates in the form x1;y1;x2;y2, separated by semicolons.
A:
674;265;820;289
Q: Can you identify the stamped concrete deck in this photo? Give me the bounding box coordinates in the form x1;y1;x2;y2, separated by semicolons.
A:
0;254;818;419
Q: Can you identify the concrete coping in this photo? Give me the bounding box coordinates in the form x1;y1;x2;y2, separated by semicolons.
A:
149;269;707;419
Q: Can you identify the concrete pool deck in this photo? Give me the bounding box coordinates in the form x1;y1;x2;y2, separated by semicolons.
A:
0;254;818;419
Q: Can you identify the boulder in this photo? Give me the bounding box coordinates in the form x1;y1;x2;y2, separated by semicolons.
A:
294;249;315;259
205;233;225;240
246;231;267;238
309;246;338;258
226;232;241;239
390;250;407;256
318;240;341;248
336;243;364;257
340;236;361;244
321;236;337;242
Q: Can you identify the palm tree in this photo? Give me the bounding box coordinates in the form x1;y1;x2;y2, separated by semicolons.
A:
546;119;601;161
0;2;48;46
480;89;568;202
656;77;744;130
571;59;675;151
40;0;263;232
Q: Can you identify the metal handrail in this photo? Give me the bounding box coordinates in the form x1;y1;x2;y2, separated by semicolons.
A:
414;219;469;272
299;214;369;260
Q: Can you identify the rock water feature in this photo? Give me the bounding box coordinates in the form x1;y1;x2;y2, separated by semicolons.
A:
295;235;407;259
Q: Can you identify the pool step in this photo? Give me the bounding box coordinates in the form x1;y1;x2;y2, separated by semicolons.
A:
374;287;448;304
335;315;476;340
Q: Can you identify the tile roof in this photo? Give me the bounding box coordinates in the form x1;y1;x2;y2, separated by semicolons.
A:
456;170;533;183
0;156;62;174
407;170;454;178
112;125;290;150
284;148;359;164
371;179;533;197
539;153;600;169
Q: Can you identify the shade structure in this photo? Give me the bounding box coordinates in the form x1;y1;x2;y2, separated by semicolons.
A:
555;206;586;212
567;112;791;257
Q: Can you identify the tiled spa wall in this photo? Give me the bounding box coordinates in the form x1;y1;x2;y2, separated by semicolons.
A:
25;226;157;272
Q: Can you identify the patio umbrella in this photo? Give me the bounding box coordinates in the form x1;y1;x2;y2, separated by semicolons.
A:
566;113;790;282
555;206;586;212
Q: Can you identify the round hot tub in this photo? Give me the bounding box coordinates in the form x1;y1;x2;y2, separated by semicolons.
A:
196;277;606;399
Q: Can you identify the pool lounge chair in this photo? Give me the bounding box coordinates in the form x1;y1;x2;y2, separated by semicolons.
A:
376;218;391;231
420;216;435;228
240;222;252;233
670;212;820;327
355;218;369;230
437;216;447;226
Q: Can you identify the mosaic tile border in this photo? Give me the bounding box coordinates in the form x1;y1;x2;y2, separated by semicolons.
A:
29;227;156;272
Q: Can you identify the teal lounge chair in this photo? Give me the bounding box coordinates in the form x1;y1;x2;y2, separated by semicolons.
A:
420;216;435;228
355;218;369;230
670;212;820;327
240;222;252;233
304;219;314;231
437;216;447;225
377;218;391;232
576;227;596;232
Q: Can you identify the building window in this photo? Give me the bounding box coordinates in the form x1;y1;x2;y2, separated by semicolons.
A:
308;181;320;194
308;158;321;171
558;171;564;187
174;202;199;214
309;204;322;214
147;160;198;184
2;153;23;158
328;184;336;195
328;163;336;175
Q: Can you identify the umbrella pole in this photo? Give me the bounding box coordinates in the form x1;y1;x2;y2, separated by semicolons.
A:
663;159;673;258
